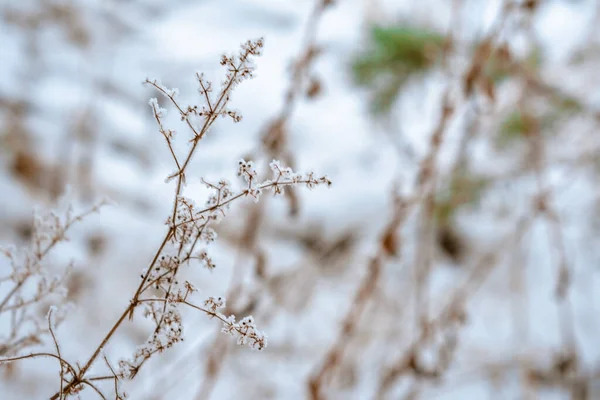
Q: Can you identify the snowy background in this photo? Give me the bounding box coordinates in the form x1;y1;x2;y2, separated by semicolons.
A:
1;0;600;399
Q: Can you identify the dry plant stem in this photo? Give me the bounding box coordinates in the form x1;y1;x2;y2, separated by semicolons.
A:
308;257;382;399
262;0;331;156
377;216;534;398
545;211;576;346
309;67;455;400
525;106;577;349
102;354;125;400
47;309;65;399
80;380;106;399
0;352;76;376
405;0;502;346
515;62;600;121
308;197;409;400
0;284;24;312
413;92;454;331
509;234;530;351
307;8;457;399
376;8;521;396
401;218;531;392
279;0;329;121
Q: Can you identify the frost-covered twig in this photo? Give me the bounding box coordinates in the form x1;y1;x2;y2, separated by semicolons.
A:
0;38;331;400
0;201;105;358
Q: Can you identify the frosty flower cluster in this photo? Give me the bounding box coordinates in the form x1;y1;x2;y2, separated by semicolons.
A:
204;296;267;351
197;250;216;270
238;159;261;199
203;179;234;211
237;159;258;184
222;315;267;351
267;159;332;194
142;255;181;291
236;158;332;200
169;196;213;243
204;295;226;312
220;38;264;89
118;302;184;380
3;208;72;283
145;38;263;135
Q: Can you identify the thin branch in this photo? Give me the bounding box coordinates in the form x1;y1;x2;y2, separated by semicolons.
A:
48;308;65;400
